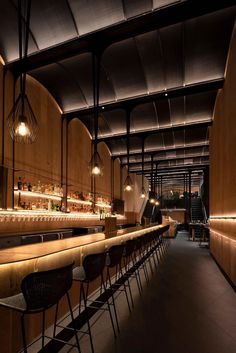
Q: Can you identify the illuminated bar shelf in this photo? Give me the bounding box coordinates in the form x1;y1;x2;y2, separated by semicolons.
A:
95;202;111;209
14;190;62;201
67;198;92;206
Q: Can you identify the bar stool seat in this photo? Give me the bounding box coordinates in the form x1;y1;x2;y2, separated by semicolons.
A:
0;263;80;353
0;292;27;311
73;266;86;281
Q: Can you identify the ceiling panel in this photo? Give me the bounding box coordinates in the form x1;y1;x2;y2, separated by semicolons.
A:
184;8;236;84
29;0;77;50
123;0;153;18
0;1;38;62
68;0;125;35
185;126;209;145
131;102;158;132
102;38;147;99
159;23;184;89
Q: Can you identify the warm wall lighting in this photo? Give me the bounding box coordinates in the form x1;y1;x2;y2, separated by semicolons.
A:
155;200;160;206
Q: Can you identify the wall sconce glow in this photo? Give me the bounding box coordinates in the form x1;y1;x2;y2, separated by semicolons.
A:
155;200;160;206
150;198;155;204
124;175;133;192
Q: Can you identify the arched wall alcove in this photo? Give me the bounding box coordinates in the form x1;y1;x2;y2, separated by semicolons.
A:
67;118;92;194
114;157;121;199
96;141;112;199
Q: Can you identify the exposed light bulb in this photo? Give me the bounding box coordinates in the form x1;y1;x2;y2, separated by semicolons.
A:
125;184;132;191
91;165;101;175
141;193;145;198
150;198;155;203
155;201;160;206
16;121;30;137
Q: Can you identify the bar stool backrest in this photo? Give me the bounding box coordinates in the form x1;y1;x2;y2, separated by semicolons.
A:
21;263;74;312
83;252;106;281
107;244;125;267
123;239;135;257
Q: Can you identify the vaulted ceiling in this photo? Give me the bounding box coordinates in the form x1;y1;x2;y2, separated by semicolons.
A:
1;0;236;187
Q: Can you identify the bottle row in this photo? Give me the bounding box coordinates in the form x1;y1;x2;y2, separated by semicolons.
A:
14;179;111;213
16;177;63;196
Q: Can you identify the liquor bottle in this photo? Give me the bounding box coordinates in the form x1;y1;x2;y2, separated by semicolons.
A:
18;176;23;190
28;182;32;192
37;180;41;192
23;178;28;191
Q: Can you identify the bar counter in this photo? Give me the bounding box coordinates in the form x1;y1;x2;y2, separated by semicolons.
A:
0;223;167;353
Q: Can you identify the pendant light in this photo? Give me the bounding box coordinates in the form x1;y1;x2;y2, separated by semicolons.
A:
140;138;146;198
89;52;104;176
124;110;133;191
7;0;38;143
155;162;159;205
149;154;156;203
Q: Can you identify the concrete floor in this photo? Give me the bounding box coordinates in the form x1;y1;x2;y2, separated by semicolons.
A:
58;231;236;353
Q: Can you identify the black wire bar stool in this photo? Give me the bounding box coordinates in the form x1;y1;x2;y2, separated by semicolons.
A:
122;239;143;303
105;243;132;332
0;263;80;353
73;252;117;353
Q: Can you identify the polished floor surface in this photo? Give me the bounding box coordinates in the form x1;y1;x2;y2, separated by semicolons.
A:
59;232;236;353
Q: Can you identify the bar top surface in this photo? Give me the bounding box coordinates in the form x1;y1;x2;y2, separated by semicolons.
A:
0;224;164;265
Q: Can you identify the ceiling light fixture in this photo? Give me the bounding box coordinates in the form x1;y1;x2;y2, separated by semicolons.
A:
140;138;146;198
89;52;103;176
124;110;133;191
149;154;156;203
7;0;38;144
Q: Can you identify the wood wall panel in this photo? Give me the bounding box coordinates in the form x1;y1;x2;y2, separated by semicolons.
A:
68;118;91;193
96;142;111;199
114;158;121;198
210;23;236;285
0;55;146;231
14;76;62;185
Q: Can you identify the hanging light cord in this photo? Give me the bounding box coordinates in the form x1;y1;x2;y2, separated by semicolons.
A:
141;138;144;189
151;154;154;192
18;0;31;106
92;51;100;153
126;110;130;175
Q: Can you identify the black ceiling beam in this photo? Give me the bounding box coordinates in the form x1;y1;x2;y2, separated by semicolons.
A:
63;79;223;119
7;1;235;75
113;143;209;159
147;176;200;181
97;120;212;143
134;163;209;174
121;153;209;166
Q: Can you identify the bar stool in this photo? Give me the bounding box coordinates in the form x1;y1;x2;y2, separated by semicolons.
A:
123;239;142;303
73;252;116;353
0;263;80;353
133;236;150;284
105;244;132;331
